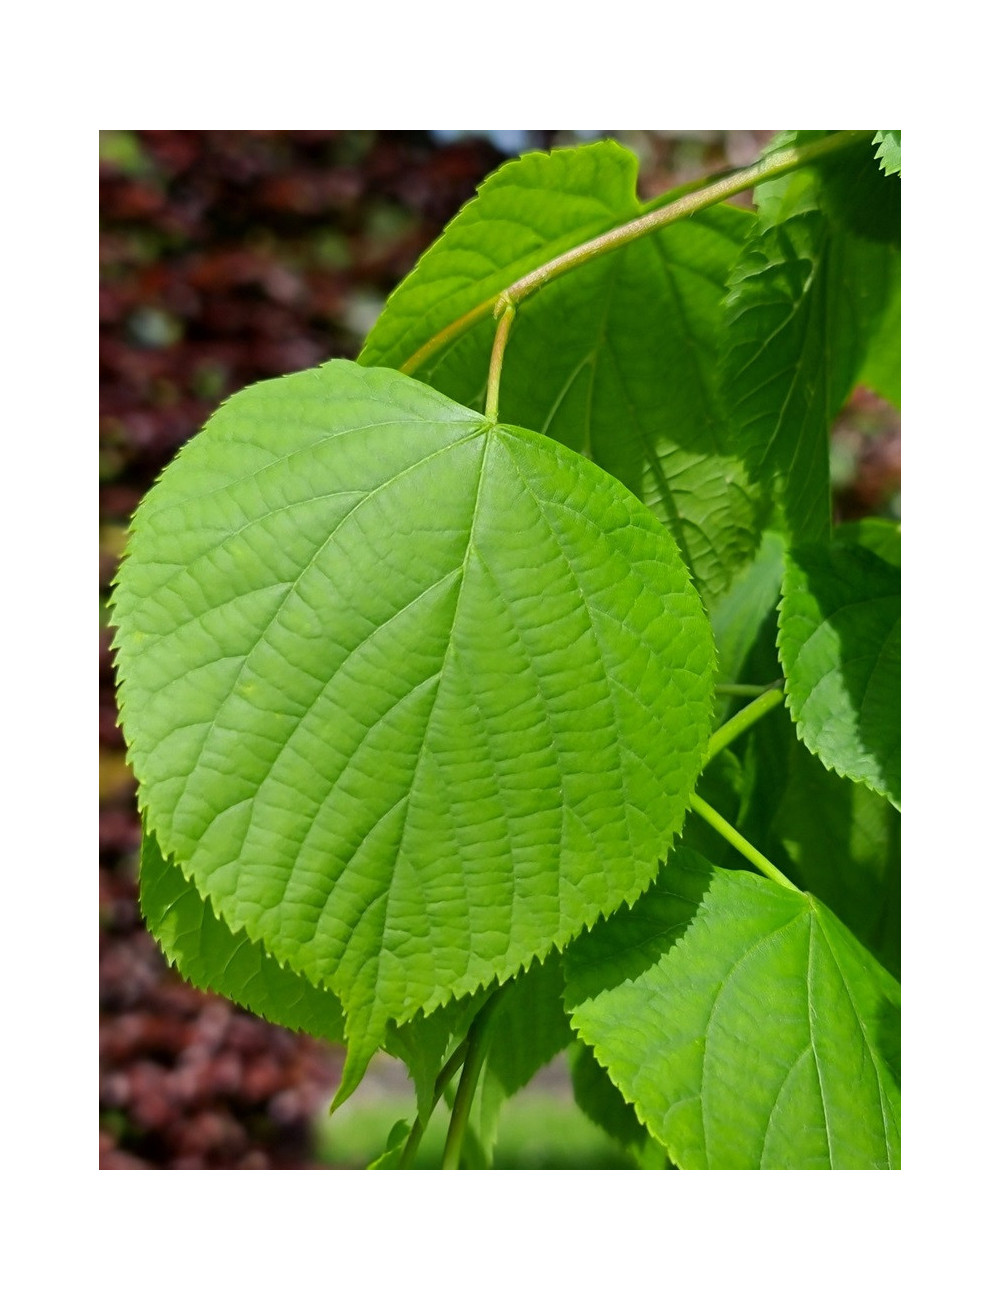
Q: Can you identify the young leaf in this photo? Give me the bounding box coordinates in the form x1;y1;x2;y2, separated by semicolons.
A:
362;142;762;601
565;849;901;1169
112;358;715;1104
778;523;901;808
139;826;347;1043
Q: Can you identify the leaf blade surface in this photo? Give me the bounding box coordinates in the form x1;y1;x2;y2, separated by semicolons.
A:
112;358;715;1100
139;825;347;1042
564;849;900;1169
363;141;761;600
778;524;901;807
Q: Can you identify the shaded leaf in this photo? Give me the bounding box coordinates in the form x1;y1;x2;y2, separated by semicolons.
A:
815;134;901;246
385;993;486;1125
836;516;901;566
139;826;346;1042
112;358;715;1104
703;529;900;978
734;681;900;980
707;529;784;717
720;204;897;544
860;270;901;409
475;953;574;1160
568;1040;670;1166
565;849;901;1169
367;1119;411;1170
778;525;901;807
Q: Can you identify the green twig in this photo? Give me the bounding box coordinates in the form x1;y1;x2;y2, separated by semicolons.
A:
400;131;870;376
715;681;782;698
706;687;784;763
442;993;502;1170
397;1040;468;1170
485;300;515;423
690;794;799;892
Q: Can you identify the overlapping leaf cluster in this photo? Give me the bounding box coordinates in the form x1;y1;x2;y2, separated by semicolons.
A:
111;131;901;1169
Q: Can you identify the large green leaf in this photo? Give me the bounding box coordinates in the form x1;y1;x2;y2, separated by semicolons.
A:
778;522;901;808
112;358;715;1102
362;142;761;601
565;849;901;1169
139;825;346;1043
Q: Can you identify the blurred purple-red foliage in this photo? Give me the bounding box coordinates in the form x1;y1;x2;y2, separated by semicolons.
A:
99;129;518;1169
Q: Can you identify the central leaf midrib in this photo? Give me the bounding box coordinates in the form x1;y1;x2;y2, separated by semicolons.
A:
378;428;493;916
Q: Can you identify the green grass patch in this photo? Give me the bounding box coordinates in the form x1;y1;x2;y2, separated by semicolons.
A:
317;1089;638;1170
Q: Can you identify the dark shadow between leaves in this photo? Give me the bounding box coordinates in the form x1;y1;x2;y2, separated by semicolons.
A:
564;851;713;1004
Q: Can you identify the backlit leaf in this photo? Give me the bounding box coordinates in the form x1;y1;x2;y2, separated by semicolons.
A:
112;358;715;1103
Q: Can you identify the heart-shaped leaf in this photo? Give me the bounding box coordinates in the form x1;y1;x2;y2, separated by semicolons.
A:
112;359;715;1101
